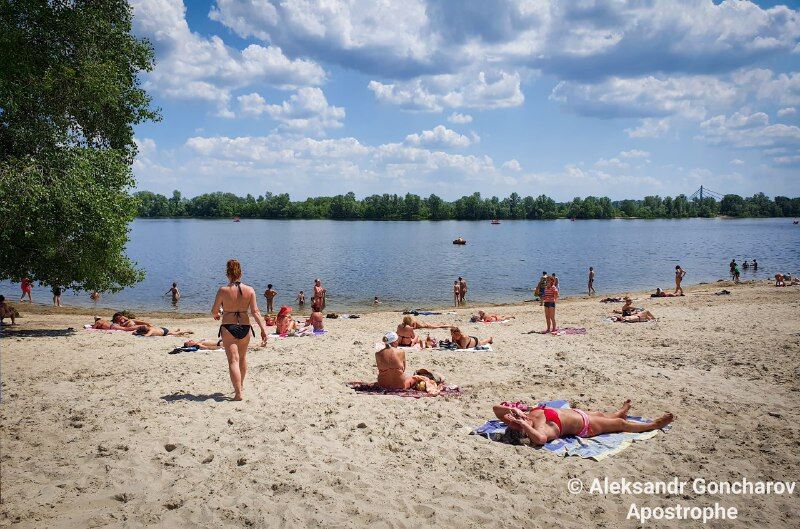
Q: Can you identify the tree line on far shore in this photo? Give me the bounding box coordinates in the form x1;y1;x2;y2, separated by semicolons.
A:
134;190;800;221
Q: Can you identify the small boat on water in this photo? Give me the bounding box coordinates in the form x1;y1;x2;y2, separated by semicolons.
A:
233;216;241;222
491;219;500;225
453;237;467;245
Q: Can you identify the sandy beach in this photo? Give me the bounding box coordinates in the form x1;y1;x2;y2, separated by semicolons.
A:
1;280;799;528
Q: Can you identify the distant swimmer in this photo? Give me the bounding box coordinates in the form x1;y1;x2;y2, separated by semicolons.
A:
373;296;381;305
212;259;269;401
296;290;305;306
165;282;180;303
264;284;276;313
674;265;686;295
90;291;101;302
588;267;596;295
752;259;758;271
729;259;736;280
492;399;673;446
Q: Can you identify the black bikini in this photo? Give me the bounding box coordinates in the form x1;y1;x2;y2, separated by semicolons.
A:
219;282;255;340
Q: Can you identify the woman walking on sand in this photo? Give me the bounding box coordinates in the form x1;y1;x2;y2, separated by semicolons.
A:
212;259;268;401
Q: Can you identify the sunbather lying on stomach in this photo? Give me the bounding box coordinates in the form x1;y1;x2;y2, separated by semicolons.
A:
450;327;492;349
471;310;514;322
493;399;673;445
133;325;192;337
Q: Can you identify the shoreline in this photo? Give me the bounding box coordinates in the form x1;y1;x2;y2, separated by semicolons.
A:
7;278;748;321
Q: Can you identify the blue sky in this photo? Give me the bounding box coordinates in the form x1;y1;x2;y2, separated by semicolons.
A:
131;0;800;201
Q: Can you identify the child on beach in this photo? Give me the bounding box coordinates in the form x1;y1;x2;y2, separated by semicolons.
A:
453;281;460;306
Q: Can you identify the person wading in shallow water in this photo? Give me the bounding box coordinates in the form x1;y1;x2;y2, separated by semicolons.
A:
212;259;269;401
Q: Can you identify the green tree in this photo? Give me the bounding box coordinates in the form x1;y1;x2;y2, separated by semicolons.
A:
0;0;159;292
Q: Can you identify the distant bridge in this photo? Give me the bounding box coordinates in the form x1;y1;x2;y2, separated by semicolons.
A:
688;186;725;201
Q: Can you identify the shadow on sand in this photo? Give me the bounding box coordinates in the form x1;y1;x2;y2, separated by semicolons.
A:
160;391;230;403
0;327;77;338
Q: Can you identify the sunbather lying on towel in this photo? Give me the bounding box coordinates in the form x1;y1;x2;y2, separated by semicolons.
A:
450;327;492;349
599;297;623;303
91;317;134;331
492;399;673;446
613;310;655;323
133;325;192;337
111;313;153;329
184;338;223;350
470;310;515;322
651;288;683;297
376;332;445;393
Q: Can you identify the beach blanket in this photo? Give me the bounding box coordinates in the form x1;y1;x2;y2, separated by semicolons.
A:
346;381;461;398
471;400;668;461
402;310;443;316
530;327;587;335
271;330;327;338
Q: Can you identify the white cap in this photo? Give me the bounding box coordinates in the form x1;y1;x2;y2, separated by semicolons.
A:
383;331;399;344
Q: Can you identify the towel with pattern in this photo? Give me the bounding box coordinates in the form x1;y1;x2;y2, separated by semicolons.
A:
471;399;669;460
346;382;461;398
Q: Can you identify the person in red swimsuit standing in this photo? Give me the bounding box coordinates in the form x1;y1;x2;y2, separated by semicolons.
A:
19;277;32;303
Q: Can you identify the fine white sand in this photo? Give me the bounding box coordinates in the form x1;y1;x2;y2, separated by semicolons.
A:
1;281;799;528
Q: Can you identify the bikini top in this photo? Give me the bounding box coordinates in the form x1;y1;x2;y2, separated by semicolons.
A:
227;282;250;323
534;405;562;433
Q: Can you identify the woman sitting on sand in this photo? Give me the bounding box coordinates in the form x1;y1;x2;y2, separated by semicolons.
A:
396;315;449;348
612;296;640;316
212;259;269;401
651;288;682;298
303;303;324;332
133;325;192;337
493;400;674;446
613;310;655;323
450;327;492;349
471;310;514;323
275;305;299;335
376;332;445;393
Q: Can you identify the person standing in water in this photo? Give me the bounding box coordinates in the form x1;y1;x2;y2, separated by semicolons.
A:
264;284;277;313
51;285;62;307
752;259;758;271
165;282;180;304
458;277;468;304
212;259;268;401
453;280;460;306
588;267;596;295
296;290;305;307
674;265;687;295
313;279;327;310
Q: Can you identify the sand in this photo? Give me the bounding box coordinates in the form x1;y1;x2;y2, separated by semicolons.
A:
1;280;799;528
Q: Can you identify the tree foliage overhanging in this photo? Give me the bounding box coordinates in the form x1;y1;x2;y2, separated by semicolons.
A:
134;190;800;220
0;0;159;292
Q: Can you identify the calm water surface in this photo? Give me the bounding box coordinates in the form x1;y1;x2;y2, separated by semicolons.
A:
7;218;799;313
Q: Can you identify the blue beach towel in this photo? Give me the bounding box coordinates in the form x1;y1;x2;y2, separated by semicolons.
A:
471;400;669;461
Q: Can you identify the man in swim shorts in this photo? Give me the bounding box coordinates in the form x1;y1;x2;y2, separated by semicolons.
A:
264;284;277;313
588;267;595;295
